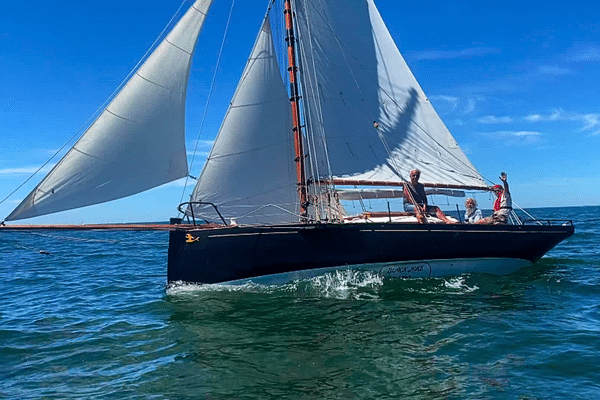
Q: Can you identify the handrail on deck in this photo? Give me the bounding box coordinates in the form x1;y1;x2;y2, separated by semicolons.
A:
520;219;574;227
177;202;228;226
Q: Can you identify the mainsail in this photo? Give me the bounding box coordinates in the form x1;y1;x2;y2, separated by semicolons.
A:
294;0;485;187
189;16;299;225
6;0;214;221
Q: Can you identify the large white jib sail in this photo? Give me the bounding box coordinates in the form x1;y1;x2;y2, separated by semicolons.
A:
6;0;213;221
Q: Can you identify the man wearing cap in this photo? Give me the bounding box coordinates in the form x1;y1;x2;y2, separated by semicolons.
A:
477;172;512;224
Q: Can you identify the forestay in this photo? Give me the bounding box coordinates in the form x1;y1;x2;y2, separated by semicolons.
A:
6;0;213;221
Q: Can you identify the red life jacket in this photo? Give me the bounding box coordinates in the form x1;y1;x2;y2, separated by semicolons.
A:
493;191;503;211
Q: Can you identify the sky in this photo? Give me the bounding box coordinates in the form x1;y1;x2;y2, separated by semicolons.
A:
1;0;599;224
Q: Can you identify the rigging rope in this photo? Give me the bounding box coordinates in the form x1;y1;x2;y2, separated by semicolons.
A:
292;0;338;220
179;0;237;209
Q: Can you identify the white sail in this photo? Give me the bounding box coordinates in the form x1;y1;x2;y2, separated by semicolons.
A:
189;17;298;225
294;0;486;188
6;0;213;221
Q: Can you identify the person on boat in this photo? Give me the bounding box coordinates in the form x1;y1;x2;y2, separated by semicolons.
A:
464;198;483;223
403;168;455;224
476;172;512;224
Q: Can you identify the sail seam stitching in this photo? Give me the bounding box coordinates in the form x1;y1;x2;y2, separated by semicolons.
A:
207;141;285;160
71;146;102;160
135;72;174;92
165;38;193;56
191;5;208;16
105;109;143;125
229;97;288;109
248;55;274;61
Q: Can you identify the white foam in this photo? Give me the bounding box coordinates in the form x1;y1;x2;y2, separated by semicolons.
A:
166;269;384;300
303;269;384;299
166;280;266;296
443;276;479;293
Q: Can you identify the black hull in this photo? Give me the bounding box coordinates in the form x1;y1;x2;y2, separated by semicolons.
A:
167;222;574;284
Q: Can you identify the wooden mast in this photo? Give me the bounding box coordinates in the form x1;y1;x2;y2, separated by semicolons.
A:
284;0;309;221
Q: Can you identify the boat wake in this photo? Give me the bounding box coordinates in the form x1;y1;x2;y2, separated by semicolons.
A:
296;269;384;300
166;270;487;300
165;269;384;299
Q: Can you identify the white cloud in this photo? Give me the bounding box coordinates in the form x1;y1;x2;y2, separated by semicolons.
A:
514;131;541;137
186;139;214;159
190;139;215;148
0;167;38;175
409;46;501;61
524;114;542;122
524;108;600;134
488;130;543;145
462;98;477;115
429;95;459;113
162;178;194;188
429;95;480;115
579;114;600;133
0;165;54;175
187;150;210;157
186;139;214;155
496;131;541;137
478;115;513;124
567;45;600;62
537;65;573;75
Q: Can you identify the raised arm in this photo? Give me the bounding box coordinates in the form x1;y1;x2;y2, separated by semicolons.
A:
500;172;510;196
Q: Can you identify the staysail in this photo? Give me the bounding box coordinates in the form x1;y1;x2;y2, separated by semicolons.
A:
294;0;486;188
6;0;213;221
189;16;299;225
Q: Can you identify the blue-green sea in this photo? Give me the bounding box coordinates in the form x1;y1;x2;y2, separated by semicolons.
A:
1;206;599;399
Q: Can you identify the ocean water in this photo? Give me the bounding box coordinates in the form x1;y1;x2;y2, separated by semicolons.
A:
1;206;598;399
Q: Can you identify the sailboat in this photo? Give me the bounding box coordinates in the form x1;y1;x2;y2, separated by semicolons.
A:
2;0;573;284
